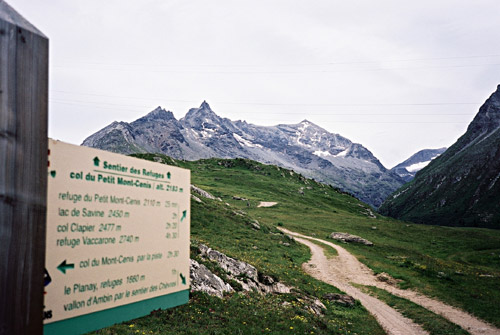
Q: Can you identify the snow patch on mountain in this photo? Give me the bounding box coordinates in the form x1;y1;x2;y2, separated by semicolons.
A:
390;148;447;182
406;159;433;173
313;150;333;158
335;149;349;157
233;133;263;148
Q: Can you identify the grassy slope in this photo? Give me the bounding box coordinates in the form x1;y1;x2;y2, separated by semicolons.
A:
90;155;385;335
92;154;500;334
178;157;500;327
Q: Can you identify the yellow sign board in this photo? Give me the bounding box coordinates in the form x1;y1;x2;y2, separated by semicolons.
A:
44;140;190;334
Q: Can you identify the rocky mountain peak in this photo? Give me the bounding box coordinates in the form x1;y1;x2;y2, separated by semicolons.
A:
83;101;406;208
181;101;224;130
390;147;447;182
279;119;325;135
135;106;175;123
193;100;215;116
490;84;500;102
200;100;211;110
467;84;500;136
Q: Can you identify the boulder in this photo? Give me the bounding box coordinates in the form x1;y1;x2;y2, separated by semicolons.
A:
329;232;373;246
376;272;402;286
323;293;356;307
298;295;326;315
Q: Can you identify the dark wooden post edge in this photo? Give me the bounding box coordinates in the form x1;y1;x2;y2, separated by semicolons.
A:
0;1;48;334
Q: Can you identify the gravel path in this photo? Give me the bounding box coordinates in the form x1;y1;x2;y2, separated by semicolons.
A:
280;228;500;335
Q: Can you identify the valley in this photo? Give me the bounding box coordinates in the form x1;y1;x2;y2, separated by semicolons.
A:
90;155;500;335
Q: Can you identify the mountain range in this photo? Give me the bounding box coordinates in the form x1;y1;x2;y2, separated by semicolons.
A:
380;85;500;228
82;102;405;208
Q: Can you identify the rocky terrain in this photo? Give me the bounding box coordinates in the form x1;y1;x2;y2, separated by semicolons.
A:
82;102;404;208
189;243;327;316
380;85;500;228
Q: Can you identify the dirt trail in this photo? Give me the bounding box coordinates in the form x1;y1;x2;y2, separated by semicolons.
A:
280;228;500;335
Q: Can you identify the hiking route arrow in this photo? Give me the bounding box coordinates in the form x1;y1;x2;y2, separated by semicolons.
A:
57;260;75;274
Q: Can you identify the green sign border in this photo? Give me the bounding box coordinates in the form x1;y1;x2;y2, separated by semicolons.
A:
44;289;189;335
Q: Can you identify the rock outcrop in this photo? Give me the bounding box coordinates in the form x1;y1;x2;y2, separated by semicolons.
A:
190;259;233;298
300;295;327;315
190;244;325;315
198;244;292;294
191;185;217;200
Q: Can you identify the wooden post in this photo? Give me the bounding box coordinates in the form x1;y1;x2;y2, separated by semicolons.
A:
0;1;48;334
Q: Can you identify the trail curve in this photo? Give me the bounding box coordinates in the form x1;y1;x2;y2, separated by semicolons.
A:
280;228;500;335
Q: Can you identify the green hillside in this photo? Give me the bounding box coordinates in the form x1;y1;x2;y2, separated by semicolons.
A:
91;154;500;334
380;85;500;228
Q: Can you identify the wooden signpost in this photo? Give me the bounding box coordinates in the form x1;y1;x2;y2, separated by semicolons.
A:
0;1;49;334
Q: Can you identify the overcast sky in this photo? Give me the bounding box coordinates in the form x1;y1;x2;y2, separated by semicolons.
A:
8;0;500;168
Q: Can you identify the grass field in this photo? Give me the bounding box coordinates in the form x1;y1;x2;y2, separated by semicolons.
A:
90;155;500;334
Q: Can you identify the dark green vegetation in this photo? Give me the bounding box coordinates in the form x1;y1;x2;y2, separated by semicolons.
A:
358;286;469;335
91;154;500;334
380;85;500;228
